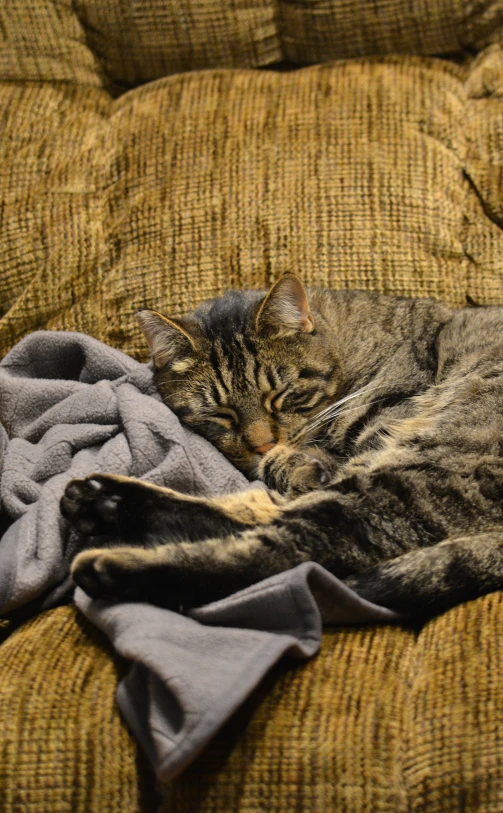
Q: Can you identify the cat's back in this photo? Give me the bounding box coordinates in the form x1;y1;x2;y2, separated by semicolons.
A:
436;305;503;381
309;288;503;386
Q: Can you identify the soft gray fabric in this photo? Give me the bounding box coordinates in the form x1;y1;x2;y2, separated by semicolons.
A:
0;331;253;612
77;563;398;781
0;331;399;780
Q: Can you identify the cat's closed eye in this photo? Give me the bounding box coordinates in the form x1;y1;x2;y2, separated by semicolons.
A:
207;409;240;429
282;388;327;413
263;389;287;415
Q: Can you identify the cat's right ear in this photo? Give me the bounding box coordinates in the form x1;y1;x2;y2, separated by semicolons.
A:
255;273;314;339
135;309;198;371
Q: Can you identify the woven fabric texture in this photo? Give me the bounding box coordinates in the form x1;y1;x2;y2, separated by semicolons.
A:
0;1;103;85
3;0;503;85
162;594;503;812
0;607;159;813
1;48;503;360
2;598;503;812
278;0;503;67
73;0;281;86
1;1;503;811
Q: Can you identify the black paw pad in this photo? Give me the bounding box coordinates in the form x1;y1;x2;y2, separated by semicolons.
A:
60;475;124;536
72;554;119;600
72;553;141;603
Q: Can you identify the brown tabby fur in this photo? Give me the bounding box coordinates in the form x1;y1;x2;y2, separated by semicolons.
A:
62;274;503;619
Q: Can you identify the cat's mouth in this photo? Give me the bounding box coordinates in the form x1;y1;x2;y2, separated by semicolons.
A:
232;447;279;479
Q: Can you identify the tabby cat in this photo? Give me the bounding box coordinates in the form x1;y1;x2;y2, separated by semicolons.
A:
61;273;503;619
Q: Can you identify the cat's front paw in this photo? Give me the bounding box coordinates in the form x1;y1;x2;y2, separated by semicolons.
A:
287;456;333;497
259;445;334;497
61;475;126;536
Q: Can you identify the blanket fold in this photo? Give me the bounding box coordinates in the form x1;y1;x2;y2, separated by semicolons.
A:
0;331;398;780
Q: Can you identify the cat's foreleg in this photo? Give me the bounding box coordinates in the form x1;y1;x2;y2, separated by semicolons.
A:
69;481;399;608
345;531;503;618
61;473;284;546
72;527;503;617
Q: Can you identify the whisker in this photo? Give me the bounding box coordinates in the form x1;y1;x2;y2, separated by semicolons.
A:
311;396;387;431
311;397;385;430
291;395;389;445
301;398;389;443
288;388;372;444
312;383;376;418
302;383;380;434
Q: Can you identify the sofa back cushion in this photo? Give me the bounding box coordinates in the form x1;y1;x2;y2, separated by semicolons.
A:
2;50;503;359
77;0;503;85
2;0;503;87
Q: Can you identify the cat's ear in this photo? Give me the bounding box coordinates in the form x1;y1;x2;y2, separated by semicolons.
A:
255;273;314;339
136;309;198;371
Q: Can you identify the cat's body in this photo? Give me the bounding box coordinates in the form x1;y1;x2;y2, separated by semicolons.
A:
62;275;503;619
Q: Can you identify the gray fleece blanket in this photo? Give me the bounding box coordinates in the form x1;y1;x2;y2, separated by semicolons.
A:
0;331;399;781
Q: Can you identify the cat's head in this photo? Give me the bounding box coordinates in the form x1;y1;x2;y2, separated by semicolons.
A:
137;274;341;476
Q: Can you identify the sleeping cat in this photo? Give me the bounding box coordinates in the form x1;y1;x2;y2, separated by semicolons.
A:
61;273;503;619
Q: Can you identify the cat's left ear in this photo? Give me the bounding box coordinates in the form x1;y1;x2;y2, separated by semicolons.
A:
136;309;199;371
255;273;314;339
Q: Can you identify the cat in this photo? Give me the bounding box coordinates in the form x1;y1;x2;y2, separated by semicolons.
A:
61;273;503;619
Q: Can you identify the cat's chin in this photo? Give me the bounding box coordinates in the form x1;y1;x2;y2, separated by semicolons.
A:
224;453;262;480
246;457;262;479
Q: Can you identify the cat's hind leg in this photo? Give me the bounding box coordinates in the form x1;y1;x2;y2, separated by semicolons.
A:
71;524;307;608
61;473;284;546
346;530;503;619
72;528;503;617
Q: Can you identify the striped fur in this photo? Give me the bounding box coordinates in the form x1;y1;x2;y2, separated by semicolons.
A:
64;275;503;619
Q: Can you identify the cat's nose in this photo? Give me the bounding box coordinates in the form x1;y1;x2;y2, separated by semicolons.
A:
246;421;276;455
253;440;276;455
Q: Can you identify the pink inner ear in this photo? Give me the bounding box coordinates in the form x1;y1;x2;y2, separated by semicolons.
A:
281;276;314;333
290;280;310;313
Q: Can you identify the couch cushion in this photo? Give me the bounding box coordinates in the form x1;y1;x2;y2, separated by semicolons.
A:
75;0;503;85
0;606;158;813
0;605;415;813
1;50;503;359
0;1;103;85
75;0;281;86
3;0;503;87
403;593;503;812
162;622;415;812
3;597;502;812
0;82;111;349
278;0;503;67
162;594;503;812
